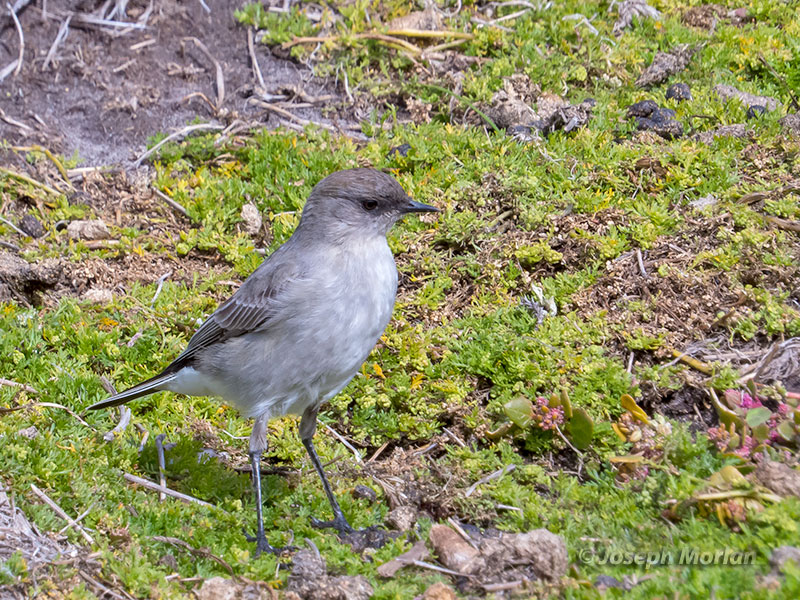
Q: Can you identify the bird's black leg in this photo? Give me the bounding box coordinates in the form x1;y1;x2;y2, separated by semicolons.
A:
243;416;291;557
300;406;354;535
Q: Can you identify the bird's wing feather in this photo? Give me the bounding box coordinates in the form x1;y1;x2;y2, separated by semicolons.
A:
166;252;304;370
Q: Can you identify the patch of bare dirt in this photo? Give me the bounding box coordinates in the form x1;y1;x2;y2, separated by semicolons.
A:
0;0;348;167
682;4;752;30
571;212;799;354
1;168;232;306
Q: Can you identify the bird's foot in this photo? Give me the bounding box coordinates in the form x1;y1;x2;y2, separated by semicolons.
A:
243;528;295;558
310;514;355;535
310;516;393;551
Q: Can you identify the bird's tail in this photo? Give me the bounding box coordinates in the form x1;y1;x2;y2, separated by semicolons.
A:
87;372;176;410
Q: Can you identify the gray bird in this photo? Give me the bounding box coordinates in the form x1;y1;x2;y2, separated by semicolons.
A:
88;168;438;556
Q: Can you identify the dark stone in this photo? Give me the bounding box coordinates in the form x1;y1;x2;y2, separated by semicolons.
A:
746;105;767;119
387;143;411;158
351;484;377;503
634;106;683;139
627;99;659;118
666;83;692;102
595;574;625;589
19;214;45;238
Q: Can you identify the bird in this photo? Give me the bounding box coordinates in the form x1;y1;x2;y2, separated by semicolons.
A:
88;168;439;556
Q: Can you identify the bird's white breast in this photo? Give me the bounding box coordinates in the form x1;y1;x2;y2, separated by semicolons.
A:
185;235;399;419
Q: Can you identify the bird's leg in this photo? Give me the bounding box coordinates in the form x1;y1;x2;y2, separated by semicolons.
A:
243;415;290;557
300;406;354;535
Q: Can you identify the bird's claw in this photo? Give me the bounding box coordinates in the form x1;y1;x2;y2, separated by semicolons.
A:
310;514;355;536
243;528;295;558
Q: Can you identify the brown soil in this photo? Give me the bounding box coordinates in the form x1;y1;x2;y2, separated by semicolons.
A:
571;211;799;354
0;0;347;167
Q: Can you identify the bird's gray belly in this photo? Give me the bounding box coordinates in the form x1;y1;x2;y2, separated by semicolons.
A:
191;274;395;418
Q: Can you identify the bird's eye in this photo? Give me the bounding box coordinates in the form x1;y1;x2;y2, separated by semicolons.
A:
362;200;378;211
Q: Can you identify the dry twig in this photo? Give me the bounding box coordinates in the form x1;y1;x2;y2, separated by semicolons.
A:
0;215;29;237
248;98;339;133
103;407;131;442
43;15;70;70
0;377;38;394
150;535;234;574
322;422;363;464
5;2;24;77
183;36;225;110
0;166;62;196
133;123;223;167
464;464;516;497
152;188;188;218
247;27;266;91
30;484;95;544
123;472;212;507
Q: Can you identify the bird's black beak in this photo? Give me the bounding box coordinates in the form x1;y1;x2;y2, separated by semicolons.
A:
405;199;439;213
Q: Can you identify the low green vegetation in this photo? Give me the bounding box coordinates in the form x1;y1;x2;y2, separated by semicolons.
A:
2;0;800;598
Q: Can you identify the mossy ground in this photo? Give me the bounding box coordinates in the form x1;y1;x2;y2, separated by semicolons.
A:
2;0;800;598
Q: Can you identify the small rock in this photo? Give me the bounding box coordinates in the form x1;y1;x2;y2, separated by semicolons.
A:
407;97;432;125
690;194;718;209
377;540;428;578
422;582;457;600
666;83;692;102
387;6;442;31
636;44;697;88
746;105;767;119
196;577;238;600
534;97;595;135
755;460;800;498
595;574;626;590
692;124;751;144
635;107;683;139
770;546;800;574
195;577;267;600
508;125;535;142
328;575;373;600
627;100;660;118
16;426;39;439
66;219;110;241
0;251;61;303
19;214;45;238
780;113;800;136
157;553;179;571
429;524;482;574
351;484;377;503
481;529;569;581
81;288;114;305
240;203;262;237
288;549;373;600
486;74;540;130
682;4;726;30
713;84;779;112
387;143;411;158
386;505;417;532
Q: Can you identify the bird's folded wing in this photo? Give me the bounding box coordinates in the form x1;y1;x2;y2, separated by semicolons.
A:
167;256;304;369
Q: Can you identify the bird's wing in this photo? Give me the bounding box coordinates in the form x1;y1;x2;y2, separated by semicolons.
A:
166;252;304;371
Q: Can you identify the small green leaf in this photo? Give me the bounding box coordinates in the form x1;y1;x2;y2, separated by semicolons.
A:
752;423;770;443
504;397;533;429
777;420;796;442
711;392;744;428
566;407;594;450
560;388;573;419
745;407;772;428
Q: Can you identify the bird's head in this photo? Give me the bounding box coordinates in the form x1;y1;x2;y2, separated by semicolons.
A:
298;168;438;239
